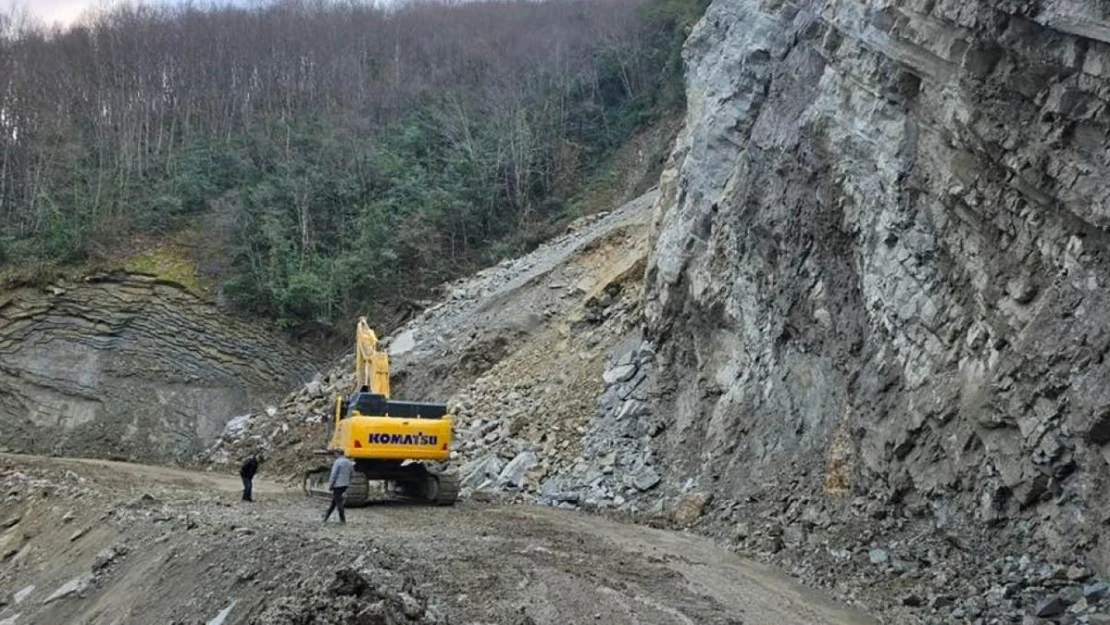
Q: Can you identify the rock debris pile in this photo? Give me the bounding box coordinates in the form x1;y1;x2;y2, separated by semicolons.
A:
253;567;445;625
204;192;657;490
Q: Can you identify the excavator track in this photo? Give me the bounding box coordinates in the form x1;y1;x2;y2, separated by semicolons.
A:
389;467;459;506
345;471;373;506
302;466;457;506
303;468;374;507
418;470;459;506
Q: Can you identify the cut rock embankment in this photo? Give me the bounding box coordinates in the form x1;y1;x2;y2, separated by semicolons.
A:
0;272;315;463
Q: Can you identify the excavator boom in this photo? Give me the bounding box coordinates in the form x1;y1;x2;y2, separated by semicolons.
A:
355;317;391;397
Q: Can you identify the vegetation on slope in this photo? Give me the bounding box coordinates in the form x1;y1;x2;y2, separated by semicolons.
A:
0;0;707;336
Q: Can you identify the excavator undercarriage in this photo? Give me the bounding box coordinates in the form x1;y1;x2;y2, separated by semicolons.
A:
302;460;459;506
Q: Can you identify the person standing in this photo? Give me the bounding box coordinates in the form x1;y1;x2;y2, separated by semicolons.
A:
324;451;354;523
239;455;259;502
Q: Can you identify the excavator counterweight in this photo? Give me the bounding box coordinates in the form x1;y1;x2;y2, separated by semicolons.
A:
303;317;458;506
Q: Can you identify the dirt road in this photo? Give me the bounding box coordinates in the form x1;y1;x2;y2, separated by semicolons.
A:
0;454;877;625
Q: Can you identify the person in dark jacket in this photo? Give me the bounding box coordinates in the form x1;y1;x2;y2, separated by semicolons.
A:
239;455;260;502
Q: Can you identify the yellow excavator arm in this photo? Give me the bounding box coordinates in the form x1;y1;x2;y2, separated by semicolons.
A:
355;316;391;398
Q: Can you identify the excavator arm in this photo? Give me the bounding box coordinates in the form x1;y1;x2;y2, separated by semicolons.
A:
355;316;391;398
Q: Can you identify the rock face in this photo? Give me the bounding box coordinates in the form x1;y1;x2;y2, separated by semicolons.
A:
642;0;1110;569
0;273;315;462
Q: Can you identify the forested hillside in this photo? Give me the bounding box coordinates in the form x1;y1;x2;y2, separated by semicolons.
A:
0;0;704;335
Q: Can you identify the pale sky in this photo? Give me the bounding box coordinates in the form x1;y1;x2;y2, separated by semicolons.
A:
0;1;253;27
0;0;118;26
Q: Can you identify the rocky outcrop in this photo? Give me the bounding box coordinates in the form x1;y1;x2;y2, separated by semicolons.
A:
638;0;1110;576
0;273;315;462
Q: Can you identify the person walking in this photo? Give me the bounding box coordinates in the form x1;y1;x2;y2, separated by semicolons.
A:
239;454;260;502
324;451;354;524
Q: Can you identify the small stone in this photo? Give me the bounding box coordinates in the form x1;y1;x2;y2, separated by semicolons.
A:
1083;582;1109;601
62;511;75;524
68;528;88;542
929;594;956;609
397;592;424;619
1067;565;1093;582
1007;275;1038;304
631;467;661;492
13;584;34;604
125;493;159;508
783;524;806;546
671;492;712;526
92;547;121;571
459;455;504;491
734;522;752;541
1;516;19;529
602;364;637;385
236;567;257;582
498;451;538;489
868;549;889;565
617;400;644;420
43;574;92;604
1040;564;1068;581
1034;594;1072;618
470;489;501;503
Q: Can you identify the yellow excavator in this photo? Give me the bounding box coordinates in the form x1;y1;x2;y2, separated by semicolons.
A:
302;317;458;505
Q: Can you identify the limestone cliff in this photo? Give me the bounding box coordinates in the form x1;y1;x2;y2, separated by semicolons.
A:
639;0;1110;568
0;273;315;462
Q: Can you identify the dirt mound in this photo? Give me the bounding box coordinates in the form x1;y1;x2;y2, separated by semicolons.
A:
253;568;443;625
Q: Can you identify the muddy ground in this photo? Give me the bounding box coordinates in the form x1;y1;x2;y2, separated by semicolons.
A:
0;453;876;625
